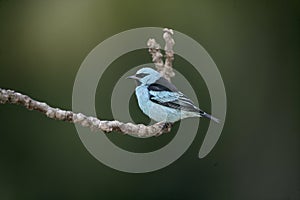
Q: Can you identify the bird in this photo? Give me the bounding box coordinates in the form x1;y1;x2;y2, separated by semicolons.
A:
127;67;220;124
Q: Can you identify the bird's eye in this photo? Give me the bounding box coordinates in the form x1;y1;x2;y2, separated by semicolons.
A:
135;73;149;78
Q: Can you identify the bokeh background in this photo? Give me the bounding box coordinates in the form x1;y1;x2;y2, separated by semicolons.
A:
0;1;299;199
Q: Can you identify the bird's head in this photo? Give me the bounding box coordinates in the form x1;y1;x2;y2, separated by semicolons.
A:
127;67;161;86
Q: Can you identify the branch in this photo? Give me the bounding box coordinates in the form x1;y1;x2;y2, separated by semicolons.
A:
0;88;170;137
0;27;176;137
147;28;175;82
147;38;164;74
163;28;175;81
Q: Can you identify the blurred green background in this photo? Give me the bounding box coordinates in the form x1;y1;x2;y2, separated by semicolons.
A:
0;0;299;199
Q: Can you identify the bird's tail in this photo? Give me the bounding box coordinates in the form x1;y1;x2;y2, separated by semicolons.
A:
200;112;220;123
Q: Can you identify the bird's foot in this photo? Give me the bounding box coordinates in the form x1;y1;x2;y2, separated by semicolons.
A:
154;122;173;136
162;122;173;132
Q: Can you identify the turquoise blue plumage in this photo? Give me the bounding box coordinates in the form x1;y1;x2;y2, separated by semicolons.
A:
127;68;219;123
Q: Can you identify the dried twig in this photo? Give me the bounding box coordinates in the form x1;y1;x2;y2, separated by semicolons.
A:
0;27;176;137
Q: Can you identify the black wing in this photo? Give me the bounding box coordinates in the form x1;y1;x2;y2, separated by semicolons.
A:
148;77;204;113
148;77;179;92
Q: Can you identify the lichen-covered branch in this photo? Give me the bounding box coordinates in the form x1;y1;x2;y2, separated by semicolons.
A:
147;38;164;73
147;28;175;82
162;28;175;80
0;88;171;137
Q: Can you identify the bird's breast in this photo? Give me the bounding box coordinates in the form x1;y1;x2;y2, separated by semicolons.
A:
135;86;151;115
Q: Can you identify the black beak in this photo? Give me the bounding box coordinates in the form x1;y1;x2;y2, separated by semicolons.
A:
126;75;140;80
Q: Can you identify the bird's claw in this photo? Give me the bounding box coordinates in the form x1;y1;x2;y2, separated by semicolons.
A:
154;122;173;136
162;122;173;132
